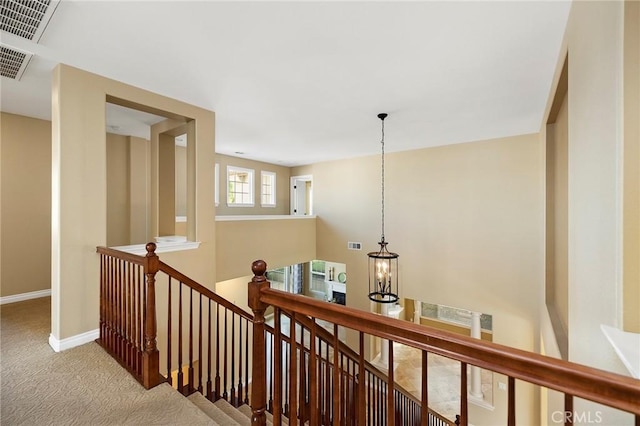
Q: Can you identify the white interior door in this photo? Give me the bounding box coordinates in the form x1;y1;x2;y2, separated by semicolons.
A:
290;175;312;215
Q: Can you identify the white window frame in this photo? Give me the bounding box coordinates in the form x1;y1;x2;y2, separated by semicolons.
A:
261;171;277;208
214;163;220;206
227;165;254;207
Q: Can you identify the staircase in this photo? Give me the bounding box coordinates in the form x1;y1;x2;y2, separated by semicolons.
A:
95;243;640;426
186;392;287;425
187;392;251;425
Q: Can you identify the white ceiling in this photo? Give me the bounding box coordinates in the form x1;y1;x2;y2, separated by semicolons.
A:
1;1;571;167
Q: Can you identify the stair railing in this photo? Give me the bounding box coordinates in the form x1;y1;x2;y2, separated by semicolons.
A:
96;244;457;425
157;259;253;405
97;243;253;406
261;308;454;425
97;242;163;389
97;247;639;426
248;260;640;426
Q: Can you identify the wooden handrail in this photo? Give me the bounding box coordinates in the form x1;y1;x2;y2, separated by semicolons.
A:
158;262;253;321
97;245;252;322
258;286;640;416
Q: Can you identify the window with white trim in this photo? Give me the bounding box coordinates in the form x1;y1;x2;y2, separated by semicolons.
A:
227;166;254;206
261;171;276;207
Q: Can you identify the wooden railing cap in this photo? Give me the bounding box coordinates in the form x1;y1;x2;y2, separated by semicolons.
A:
251;260;267;281
145;242;157;257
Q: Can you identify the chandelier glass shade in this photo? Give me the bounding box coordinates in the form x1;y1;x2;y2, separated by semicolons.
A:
368;240;399;304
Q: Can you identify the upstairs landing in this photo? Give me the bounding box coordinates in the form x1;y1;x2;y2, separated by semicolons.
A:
0;298;213;425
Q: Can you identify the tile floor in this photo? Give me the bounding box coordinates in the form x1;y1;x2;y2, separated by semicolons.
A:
266;314;492;422
392;342;493;421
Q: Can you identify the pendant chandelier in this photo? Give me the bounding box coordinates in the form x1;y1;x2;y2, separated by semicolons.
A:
368;113;399;304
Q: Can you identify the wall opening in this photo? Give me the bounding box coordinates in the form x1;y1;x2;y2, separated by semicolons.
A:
105;96;196;247
105;102;163;247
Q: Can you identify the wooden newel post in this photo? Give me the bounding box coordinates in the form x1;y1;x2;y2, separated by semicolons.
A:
249;260;270;426
142;242;162;389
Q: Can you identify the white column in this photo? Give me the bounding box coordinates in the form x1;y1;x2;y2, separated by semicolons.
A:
414;300;422;324
380;302;390;365
380;301;404;368
469;311;483;399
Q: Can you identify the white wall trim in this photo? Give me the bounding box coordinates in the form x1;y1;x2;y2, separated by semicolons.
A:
49;329;99;353
0;289;51;305
216;214;316;221
110;240;201;256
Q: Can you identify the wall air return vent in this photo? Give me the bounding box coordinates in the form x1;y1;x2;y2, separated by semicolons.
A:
1;45;32;80
347;242;362;251
1;0;60;42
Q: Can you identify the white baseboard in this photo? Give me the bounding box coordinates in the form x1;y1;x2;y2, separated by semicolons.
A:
49;329;99;352
0;289;51;305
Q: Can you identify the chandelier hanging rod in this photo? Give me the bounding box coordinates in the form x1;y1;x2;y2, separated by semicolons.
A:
378;113;387;243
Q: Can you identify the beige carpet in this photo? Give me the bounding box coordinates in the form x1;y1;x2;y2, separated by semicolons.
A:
0;297;216;425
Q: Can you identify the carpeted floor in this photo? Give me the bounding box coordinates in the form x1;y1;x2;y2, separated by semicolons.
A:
0;297;216;425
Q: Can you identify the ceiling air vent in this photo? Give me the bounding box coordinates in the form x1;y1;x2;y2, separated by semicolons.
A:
347;242;362;251
1;0;60;42
0;45;32;80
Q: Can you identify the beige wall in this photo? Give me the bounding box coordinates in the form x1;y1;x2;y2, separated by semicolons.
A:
623;0;640;333
294;132;543;425
158;131;176;236
216;154;291;216
51;64;216;341
539;1;637;424
176;145;187;218
151;119;196;241
215;216;316;283
0;113;52;297
0;114;152;298
150;119;184;240
216;275;252;314
106;134;151;246
106;133;130;247
129;136;151;245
